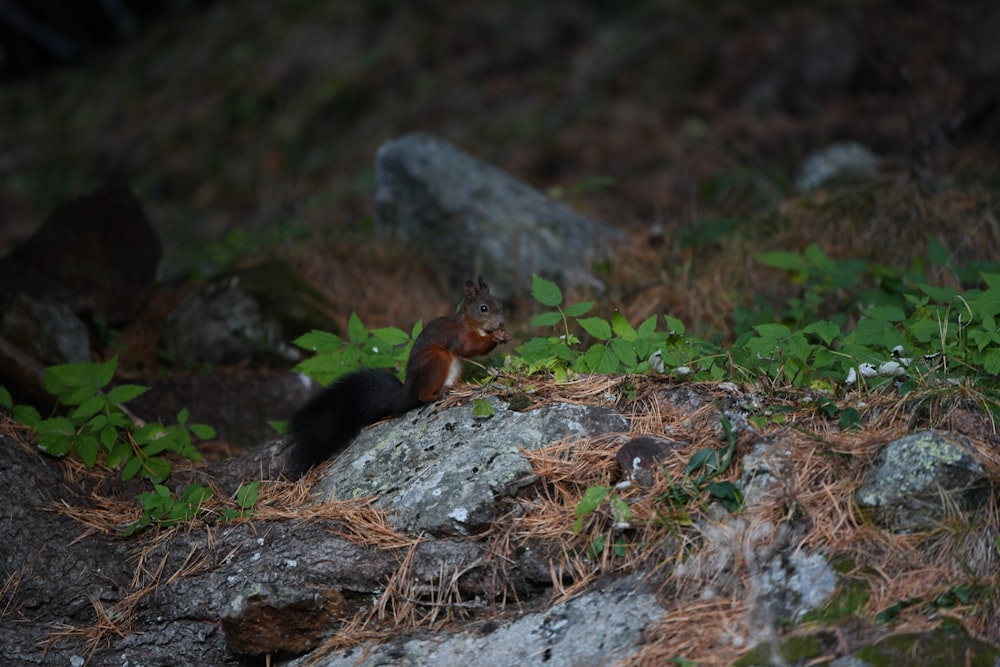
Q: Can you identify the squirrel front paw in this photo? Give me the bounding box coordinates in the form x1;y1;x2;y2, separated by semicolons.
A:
493;329;512;344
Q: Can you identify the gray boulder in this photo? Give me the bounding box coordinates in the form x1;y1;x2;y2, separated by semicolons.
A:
374;132;620;296
312;396;628;535
294;575;662;667
162;260;336;367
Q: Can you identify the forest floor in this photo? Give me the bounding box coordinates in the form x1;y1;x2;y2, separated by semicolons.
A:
3;2;1000;664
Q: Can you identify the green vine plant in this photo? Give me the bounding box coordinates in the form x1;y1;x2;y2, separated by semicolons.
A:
514;242;1000;411
292;312;418;386
514;275;723;381
1;355;259;535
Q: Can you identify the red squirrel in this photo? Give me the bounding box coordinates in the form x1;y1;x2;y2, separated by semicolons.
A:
286;276;510;478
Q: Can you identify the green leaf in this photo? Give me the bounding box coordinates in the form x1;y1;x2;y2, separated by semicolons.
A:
177;407;189;425
143;457;172;482
100;424;118;449
75;434;100;467
531;275;563;307
851;319;903;349
59;386;96;406
926;234;952;268
757;251;804;271
609;495;632;524
530;311;563;327
753;323;792;339
982;273;1000;290
918;283;960;303
293;330;344;353
803;320;840;346
686;448;717;476
347;312;367;344
637;315;658;338
106;384;150;404
106;441;131;468
982;348;1000;375
908;319;940;344
573;485;609;533
71;395;106;421
96;356;118;389
973;288;1000;321
839;408;861;431
473;398;495;418
189;423;217;440
121;457;142;481
587;533;607;559
706;481;743;511
611;311;637;341
0;385;11;409
863;306;905;322
181;483;213;506
663;315;685;335
236;481;259;510
370;326;411;347
578;317;612;341
142;436;171;457
564;301;595;317
577;344;620;374
609;338;639;371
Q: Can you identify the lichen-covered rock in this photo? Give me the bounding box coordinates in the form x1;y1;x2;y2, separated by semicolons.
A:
757;549;838;623
854;430;989;533
833;626;1000;666
312;397;628;535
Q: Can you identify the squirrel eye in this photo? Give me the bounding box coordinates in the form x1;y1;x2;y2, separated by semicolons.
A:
480;304;489;313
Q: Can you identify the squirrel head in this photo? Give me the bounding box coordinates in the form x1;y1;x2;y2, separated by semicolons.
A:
464;276;506;332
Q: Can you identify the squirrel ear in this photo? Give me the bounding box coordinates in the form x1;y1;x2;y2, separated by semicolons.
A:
465;280;478;300
477;276;489;292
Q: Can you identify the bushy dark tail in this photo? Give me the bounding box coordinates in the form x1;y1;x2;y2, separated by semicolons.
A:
286;369;420;479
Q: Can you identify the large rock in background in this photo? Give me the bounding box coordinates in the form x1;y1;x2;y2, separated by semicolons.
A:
0;186;161;325
374;132;620;297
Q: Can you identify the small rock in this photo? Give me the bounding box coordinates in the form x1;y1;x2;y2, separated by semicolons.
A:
616;435;682;487
756;549;837;623
795;141;880;192
740;435;793;505
374;132;620;296
854;430;988;533
0;293;90;365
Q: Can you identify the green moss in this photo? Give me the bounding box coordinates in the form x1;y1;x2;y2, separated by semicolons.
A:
734;633;829;666
801;577;870;624
854;627;1000;667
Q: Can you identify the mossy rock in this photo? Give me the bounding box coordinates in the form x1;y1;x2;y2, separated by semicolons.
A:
852;627;1000;667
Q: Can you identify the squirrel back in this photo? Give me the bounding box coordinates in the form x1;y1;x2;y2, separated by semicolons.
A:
285;276;509;479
